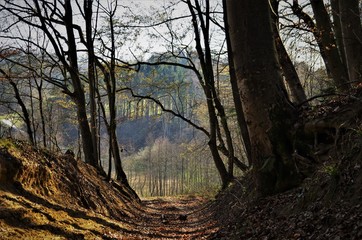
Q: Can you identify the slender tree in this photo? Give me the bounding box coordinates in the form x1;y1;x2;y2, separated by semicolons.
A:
94;0;138;198
84;0;100;165
222;0;252;165
338;0;362;84
292;0;350;91
185;0;231;187
271;0;308;105
0;67;34;144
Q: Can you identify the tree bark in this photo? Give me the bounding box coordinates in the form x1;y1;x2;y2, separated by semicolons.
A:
227;0;300;196
339;0;362;83
292;0;349;91
186;0;231;188
84;0;99;165
330;0;347;68
63;0;97;166
310;0;350;90
270;0;308;105
222;0;252;167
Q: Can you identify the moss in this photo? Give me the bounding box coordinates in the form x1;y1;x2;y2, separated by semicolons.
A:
322;163;339;177
0;138;17;150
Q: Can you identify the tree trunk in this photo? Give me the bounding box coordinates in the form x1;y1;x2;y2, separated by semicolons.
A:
8;79;34;144
207;100;230;189
107;141;112;181
292;0;349;91
227;0;300;196
309;0;350;91
84;0;99;165
36;79;47;148
271;0;308;105
200;2;237;177
223;0;252;165
92;5;138;200
186;0;231;188
339;0;362;83
64;0;96;166
330;0;347;68
109;8;130;188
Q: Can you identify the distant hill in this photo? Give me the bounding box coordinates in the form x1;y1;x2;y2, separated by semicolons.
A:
118;115;198;151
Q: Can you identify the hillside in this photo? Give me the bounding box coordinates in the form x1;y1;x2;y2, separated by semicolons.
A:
211;91;362;239
0;139;139;239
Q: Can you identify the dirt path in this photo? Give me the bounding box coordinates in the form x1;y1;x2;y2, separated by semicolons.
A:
124;196;219;239
1;191;219;240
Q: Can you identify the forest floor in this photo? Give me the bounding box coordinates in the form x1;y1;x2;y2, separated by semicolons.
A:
2;91;362;239
210;90;362;239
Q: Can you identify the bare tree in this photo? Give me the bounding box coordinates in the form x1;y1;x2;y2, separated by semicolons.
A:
290;0;350;91
0;62;34;144
120;0;249;188
84;0;99;165
270;0;308;105
337;0;362;83
95;0;135;194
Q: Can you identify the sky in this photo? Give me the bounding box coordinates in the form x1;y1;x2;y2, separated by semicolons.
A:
105;0;224;61
0;0;224;62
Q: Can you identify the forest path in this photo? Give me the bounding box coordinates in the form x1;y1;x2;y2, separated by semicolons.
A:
129;196;219;239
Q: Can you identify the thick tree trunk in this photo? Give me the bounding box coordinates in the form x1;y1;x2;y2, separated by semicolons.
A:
339;0;362;84
227;0;300;196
